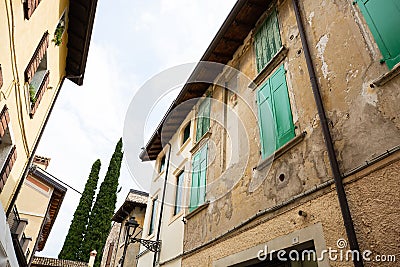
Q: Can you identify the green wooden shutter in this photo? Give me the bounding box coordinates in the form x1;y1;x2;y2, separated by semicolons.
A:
189;152;200;212
198;144;208;205
257;64;294;159
254;10;282;72
189;144;208;211
270;65;295;148
257;81;276;158
196;98;210;141
357;0;400;69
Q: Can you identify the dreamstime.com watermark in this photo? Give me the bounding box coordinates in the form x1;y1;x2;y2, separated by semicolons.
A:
257;239;396;263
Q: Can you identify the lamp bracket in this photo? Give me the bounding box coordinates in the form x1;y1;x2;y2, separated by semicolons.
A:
130;238;161;252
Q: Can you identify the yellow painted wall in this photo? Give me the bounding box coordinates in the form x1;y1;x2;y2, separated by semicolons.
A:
15;175;54;260
0;0;69;210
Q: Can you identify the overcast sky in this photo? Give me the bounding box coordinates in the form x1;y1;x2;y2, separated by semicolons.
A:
36;0;236;258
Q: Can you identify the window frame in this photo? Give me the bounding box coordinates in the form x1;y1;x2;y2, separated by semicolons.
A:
174;170;184;216
181;121;191;146
158;154;166;173
148;196;158;236
195;97;211;142
256;64;295;159
189;144;208;212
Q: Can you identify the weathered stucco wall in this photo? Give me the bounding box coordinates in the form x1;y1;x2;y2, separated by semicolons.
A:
300;0;400;171
182;0;400;265
182;154;400;266
184;0;332;253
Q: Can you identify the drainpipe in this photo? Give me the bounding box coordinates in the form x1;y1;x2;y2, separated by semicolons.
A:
291;1;364;267
153;142;172;267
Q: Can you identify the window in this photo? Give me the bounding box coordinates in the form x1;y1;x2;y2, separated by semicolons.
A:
189;144;207;212
158;155;165;173
51;12;66;46
24;0;42;19
257;64;295;159
174;170;184;215
254;9;282;73
356;0;400;69
148;197;158;235
196;97;211;142
0;105;17;193
182;122;191;145
25;32;50;118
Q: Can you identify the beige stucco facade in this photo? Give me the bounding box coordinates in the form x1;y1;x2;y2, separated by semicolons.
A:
140;0;400;266
0;0;69;209
0;0;97;266
101;190;148;267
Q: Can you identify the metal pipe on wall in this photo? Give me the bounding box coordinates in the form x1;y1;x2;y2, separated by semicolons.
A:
291;1;364;266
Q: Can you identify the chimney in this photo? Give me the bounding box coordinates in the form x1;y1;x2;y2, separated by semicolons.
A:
88;250;97;267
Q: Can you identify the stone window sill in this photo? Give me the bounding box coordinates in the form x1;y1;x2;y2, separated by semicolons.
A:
190;131;211;154
254;131;306;171
370;62;400;87
184;201;209;221
249;46;289;90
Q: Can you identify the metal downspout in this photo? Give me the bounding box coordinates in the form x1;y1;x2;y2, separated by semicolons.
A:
291;1;364;266
153;142;172;267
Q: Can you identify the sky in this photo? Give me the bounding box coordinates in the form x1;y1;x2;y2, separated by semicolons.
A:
36;0;236;258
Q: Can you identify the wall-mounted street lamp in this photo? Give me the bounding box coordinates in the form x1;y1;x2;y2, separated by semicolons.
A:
120;217;161;267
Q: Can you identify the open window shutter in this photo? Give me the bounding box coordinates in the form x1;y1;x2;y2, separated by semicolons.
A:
198;144;208;206
25;32;49;83
257;80;275;158
189;153;200;212
24;0;42;19
270;65;295;148
358;0;400;69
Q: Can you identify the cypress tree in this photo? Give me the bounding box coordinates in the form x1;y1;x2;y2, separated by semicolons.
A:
80;139;123;265
59;159;101;260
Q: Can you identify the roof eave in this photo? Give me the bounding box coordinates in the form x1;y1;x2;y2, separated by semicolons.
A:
65;0;99;85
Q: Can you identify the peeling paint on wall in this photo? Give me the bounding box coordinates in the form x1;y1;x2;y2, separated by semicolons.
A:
316;34;330;79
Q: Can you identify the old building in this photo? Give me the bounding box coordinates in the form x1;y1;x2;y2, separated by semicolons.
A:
138;0;400;266
0;0;98;266
9;156;66;266
100;189;148;267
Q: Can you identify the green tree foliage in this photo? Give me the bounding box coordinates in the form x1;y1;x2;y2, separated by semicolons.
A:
58;159;101;261
80;139;123;265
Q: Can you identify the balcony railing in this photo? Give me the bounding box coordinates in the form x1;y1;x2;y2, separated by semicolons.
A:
7;206;29;267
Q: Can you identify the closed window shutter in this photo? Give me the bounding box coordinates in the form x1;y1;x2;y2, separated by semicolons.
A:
357;0;400;69
189;144;208;211
254;10;282;72
189;153;201;212
257;65;294;158
257;81;276;158
198;144;208;205
270;65;295;148
196;98;210;141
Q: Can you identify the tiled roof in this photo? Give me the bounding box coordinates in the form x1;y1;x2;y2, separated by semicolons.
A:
112;189;148;222
31;257;87;267
127;189;149;205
